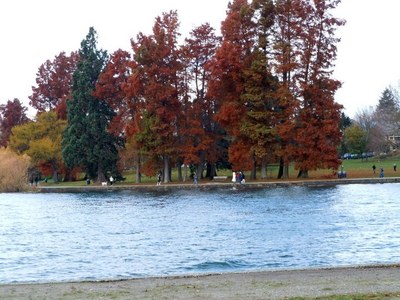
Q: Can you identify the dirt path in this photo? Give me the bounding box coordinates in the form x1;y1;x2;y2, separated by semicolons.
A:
2;265;400;299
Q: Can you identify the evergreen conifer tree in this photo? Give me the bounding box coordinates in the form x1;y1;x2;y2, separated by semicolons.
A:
62;27;119;182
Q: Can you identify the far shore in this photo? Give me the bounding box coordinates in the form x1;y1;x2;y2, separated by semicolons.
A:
35;176;400;193
2;264;400;299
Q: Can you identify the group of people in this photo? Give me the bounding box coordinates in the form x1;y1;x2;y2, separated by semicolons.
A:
85;176;114;185
29;175;40;186
232;171;245;184
372;163;397;178
338;165;347;178
372;164;385;178
156;170;199;185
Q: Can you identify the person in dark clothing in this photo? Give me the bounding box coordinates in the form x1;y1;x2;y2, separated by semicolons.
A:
157;171;162;186
379;167;384;178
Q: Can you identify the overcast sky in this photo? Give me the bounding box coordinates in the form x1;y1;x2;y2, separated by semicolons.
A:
1;0;399;119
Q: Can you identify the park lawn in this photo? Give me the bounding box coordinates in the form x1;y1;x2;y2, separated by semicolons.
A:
40;156;400;186
325;157;398;179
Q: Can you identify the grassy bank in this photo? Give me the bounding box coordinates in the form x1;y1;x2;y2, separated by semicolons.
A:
39;156;400;187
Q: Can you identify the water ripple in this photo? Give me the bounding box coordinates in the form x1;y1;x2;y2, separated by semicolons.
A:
0;183;400;283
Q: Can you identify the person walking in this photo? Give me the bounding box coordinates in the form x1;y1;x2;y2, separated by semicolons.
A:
379;166;384;178
193;173;198;185
372;164;376;175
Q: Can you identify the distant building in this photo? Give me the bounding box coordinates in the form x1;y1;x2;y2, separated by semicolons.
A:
387;135;400;150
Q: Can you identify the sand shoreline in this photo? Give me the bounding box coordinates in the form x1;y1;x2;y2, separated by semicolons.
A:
2;264;400;299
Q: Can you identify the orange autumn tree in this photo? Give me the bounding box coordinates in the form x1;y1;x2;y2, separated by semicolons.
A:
239;0;287;180
94;49;133;135
29;51;79;119
0;98;30;147
273;0;303;179
29;52;79;181
180;23;221;180
285;0;344;178
210;0;344;179
210;0;257;172
130;11;183;183
93;49;139;180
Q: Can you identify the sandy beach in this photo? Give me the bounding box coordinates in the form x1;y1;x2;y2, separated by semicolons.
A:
1;265;400;299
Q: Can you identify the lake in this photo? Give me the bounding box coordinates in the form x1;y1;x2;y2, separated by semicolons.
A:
1;183;399;283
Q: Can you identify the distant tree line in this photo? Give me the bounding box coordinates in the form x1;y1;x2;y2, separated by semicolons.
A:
343;86;400;158
1;0;346;183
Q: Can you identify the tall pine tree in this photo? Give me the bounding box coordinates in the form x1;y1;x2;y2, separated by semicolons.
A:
62;27;119;182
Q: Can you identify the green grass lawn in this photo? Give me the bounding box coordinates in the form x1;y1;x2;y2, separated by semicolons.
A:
335;156;398;179
40;156;400;186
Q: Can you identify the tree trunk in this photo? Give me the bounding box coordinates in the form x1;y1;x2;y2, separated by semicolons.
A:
198;165;203;179
52;170;58;183
206;162;217;179
261;156;267;179
297;170;308;178
283;165;289;179
97;164;106;183
177;159;183;182
63;168;76;182
135;155;141;183
211;163;217;179
250;155;257;180
163;155;170;183
198;157;205;179
278;157;284;179
51;161;58;183
183;164;188;182
205;162;211;179
196;150;209;179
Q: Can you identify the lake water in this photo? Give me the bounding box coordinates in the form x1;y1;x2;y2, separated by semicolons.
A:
1;184;400;284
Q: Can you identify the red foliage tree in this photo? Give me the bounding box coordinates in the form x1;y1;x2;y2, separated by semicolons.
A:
180;23;221;179
0;98;30;147
288;0;344;177
130;11;183;182
272;0;305;178
209;0;257;172
94;49;133;135
29;51;79;119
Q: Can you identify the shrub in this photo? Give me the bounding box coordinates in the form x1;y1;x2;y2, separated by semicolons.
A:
0;148;30;192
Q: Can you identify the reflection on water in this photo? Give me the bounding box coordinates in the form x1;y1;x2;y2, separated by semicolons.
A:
0;184;400;283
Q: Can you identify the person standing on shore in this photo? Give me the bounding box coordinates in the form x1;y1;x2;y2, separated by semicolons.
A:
157;171;162;186
193;173;198;185
394;163;397;172
380;166;384;178
372;164;376;175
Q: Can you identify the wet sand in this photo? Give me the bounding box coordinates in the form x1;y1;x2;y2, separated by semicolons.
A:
1;265;400;299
